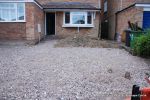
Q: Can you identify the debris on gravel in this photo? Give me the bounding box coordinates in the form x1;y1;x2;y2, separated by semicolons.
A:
107;69;113;73
124;72;131;80
55;35;120;48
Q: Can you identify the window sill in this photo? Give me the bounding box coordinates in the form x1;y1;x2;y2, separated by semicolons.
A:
62;24;94;28
0;21;26;23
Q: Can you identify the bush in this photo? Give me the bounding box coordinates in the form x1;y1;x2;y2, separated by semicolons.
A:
132;30;150;57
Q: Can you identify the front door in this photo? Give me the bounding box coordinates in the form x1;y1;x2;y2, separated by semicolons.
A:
143;11;150;30
46;13;55;35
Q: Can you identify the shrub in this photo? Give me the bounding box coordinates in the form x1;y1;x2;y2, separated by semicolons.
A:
132;30;150;57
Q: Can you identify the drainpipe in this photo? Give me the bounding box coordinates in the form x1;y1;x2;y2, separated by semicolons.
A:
74;26;80;39
98;0;101;8
115;0;123;40
98;0;101;39
120;0;123;10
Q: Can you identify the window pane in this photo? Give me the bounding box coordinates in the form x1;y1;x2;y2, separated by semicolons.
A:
65;12;70;24
87;12;92;24
17;3;25;20
1;9;9;21
72;15;85;24
1;9;16;21
0;3;15;8
72;12;85;15
0;3;25;22
10;9;16;21
104;1;108;12
0;3;16;21
0;10;2;21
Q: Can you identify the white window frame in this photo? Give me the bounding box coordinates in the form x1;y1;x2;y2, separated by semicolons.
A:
0;0;34;2
63;11;94;28
0;3;25;22
0;0;42;9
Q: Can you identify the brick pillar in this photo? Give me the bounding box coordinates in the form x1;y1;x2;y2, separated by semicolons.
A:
25;3;36;44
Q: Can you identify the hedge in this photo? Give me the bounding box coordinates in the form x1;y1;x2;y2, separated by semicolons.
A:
132;30;150;57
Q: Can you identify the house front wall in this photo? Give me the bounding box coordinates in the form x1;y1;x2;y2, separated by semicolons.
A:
101;0;150;39
55;12;100;38
0;2;44;41
0;1;45;43
39;0;101;38
116;7;143;35
0;0;100;42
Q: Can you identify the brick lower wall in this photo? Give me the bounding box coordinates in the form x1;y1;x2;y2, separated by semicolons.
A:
116;7;143;35
55;12;100;38
0;22;26;40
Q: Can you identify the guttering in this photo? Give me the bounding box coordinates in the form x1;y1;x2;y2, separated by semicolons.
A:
44;8;101;12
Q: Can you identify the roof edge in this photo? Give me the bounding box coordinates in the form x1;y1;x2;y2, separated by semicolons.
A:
34;0;43;9
116;3;136;14
116;3;150;14
43;8;101;10
42;2;100;11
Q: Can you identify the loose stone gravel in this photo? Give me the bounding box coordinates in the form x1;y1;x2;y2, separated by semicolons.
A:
0;40;150;100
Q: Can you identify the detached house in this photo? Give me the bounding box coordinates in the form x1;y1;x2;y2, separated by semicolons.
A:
0;0;101;44
101;0;150;40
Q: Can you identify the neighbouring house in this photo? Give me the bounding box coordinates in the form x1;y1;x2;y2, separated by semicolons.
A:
0;0;101;44
101;0;150;40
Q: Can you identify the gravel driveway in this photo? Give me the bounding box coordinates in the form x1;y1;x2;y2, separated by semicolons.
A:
0;40;150;100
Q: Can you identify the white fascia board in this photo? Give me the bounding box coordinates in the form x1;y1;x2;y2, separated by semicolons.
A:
44;9;99;12
135;4;150;8
135;4;150;11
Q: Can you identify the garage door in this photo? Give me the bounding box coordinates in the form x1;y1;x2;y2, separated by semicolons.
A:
143;11;150;29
